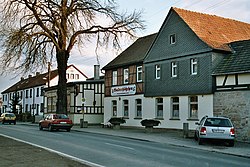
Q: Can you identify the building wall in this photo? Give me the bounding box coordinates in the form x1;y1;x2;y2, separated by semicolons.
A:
214;91;250;142
104;94;213;130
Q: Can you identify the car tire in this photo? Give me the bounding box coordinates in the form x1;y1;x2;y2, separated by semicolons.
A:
48;125;53;132
67;128;71;132
228;140;234;147
14;121;16;125
194;132;198;141
198;137;203;145
39;124;43;130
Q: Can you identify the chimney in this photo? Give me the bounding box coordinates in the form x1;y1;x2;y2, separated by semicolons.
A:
28;75;32;78
94;65;100;80
36;72;40;76
21;77;24;81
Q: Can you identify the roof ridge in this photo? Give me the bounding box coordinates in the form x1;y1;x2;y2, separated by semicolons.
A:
172;7;250;25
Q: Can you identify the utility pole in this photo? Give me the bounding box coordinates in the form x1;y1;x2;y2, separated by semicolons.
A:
48;62;51;87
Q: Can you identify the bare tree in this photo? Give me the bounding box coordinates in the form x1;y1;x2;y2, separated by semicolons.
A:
0;0;145;114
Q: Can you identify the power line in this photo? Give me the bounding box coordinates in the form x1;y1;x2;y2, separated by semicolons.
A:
203;0;231;12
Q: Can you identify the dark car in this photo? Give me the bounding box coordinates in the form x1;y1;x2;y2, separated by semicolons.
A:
0;113;16;125
194;116;235;146
39;114;73;132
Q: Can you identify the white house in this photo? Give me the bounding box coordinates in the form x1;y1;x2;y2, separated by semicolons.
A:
1;64;88;116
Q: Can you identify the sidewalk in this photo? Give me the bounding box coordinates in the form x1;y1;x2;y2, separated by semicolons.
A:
72;125;250;158
21;122;250;158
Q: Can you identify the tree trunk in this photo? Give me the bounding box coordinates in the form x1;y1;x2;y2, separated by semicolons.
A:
56;50;69;115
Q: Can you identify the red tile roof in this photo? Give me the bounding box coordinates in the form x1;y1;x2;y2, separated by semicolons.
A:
173;7;250;51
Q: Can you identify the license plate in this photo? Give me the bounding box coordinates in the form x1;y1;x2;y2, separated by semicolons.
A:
212;129;225;133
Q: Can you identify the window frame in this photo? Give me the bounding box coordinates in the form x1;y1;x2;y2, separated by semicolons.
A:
171;97;179;119
171;62;177;77
155;64;161;79
112;100;117;117
135;99;142;118
112;70;118;85
156;98;163;119
191;58;198;75
123;100;129;117
123;68;129;84
137;66;142;82
170;34;176;45
189;96;198;119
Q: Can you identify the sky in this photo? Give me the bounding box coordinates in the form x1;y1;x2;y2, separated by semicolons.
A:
0;0;250;95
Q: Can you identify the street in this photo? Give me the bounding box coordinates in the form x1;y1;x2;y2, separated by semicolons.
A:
0;124;249;167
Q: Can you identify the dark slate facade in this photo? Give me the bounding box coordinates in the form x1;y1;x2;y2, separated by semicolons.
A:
144;9;218;97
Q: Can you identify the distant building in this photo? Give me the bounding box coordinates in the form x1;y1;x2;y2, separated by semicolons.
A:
44;65;105;124
1;64;88;116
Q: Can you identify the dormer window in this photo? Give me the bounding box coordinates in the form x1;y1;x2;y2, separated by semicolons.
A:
170;34;176;45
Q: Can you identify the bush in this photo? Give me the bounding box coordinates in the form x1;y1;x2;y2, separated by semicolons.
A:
108;117;126;125
141;119;161;127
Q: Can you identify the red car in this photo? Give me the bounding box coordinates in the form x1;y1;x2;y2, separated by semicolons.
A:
39;114;73;132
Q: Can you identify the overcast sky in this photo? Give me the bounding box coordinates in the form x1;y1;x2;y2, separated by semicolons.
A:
1;0;250;94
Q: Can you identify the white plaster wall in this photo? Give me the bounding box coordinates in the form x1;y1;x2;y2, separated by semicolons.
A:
216;76;225;86
225;75;235;85
104;94;213;130
69;114;103;124
238;73;250;84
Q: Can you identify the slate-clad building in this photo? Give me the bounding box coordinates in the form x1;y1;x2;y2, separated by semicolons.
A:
103;7;250;141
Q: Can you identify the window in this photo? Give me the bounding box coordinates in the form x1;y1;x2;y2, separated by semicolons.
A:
30;89;32;98
36;88;39;97
112;71;117;85
170;34;176;45
189;96;198;119
123;100;129;117
70;74;74;79
40;87;44;96
135;99;142;118
112;100;117;116
123;68;129;84
137;66;142;82
47;97;56;113
191;58;198;75
155;65;161;79
156;98;163;118
171;97;179;118
66;73;69;79
75;74;79;79
171;62;177;77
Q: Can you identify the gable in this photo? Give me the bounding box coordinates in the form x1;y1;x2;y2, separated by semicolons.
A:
144;10;210;63
173;7;250;51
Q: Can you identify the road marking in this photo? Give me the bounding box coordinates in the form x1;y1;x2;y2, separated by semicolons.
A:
105;142;135;150
0;133;105;167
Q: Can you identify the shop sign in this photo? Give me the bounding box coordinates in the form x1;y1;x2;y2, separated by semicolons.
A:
111;84;136;96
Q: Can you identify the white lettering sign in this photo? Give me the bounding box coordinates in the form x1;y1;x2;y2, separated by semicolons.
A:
111;85;136;96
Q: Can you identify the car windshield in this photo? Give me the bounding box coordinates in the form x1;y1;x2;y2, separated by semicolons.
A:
6;113;15;117
54;114;69;119
204;118;232;127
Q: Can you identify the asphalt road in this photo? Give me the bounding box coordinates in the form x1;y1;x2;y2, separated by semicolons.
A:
0;124;249;167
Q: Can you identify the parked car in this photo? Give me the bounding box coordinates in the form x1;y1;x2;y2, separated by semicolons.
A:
0;113;16;125
194;116;235;147
39;114;73;132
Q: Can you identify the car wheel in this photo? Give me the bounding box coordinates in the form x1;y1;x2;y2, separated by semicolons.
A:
2;121;4;124
39;124;43;130
67;128;71;132
198;137;203;145
228;140;234;147
194;132;198;141
14;121;16;125
48;125;53;132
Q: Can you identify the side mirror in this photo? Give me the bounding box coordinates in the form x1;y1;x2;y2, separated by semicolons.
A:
195;122;200;125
